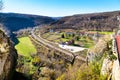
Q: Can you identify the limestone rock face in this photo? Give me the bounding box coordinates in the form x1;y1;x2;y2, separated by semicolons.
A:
112;60;120;80
0;30;17;80
101;58;113;75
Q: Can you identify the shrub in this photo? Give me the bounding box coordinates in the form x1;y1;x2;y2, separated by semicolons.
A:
57;57;106;80
32;56;41;66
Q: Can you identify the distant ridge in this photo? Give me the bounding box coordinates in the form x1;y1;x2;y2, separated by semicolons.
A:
0;13;56;33
51;10;120;31
1;10;120;34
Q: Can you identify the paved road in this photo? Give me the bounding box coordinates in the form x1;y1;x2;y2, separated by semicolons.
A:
31;28;86;62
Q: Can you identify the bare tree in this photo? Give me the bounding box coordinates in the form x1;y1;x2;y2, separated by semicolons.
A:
0;0;3;30
0;0;3;10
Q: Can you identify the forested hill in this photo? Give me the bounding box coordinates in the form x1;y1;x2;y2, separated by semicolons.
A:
0;13;55;32
51;11;120;31
1;11;120;34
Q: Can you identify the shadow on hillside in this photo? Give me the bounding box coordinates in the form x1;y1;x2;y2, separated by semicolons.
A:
71;44;81;47
13;71;31;80
10;34;20;45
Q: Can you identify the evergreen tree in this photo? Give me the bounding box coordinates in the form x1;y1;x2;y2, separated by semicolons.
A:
61;33;65;38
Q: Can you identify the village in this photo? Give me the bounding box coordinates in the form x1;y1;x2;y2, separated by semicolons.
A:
41;28;113;52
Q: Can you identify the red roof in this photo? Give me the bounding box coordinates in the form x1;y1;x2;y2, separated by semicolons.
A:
115;35;120;55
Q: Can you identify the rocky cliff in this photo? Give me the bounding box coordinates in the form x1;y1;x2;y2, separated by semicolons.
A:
112;60;120;80
0;30;17;80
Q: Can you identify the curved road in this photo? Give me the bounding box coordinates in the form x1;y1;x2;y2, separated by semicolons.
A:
31;28;86;62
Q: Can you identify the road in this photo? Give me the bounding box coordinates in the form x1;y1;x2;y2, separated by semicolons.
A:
31;28;86;62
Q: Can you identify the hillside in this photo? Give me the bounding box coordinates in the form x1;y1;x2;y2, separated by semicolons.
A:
51;11;120;31
0;13;55;34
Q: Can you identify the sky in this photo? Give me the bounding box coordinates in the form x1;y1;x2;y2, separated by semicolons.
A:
2;0;120;17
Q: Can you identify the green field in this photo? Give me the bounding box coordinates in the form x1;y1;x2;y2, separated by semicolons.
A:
90;31;113;35
99;31;113;35
15;37;37;57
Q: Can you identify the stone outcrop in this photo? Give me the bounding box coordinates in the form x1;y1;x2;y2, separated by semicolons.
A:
87;35;111;62
0;30;17;80
101;58;113;75
112;60;120;80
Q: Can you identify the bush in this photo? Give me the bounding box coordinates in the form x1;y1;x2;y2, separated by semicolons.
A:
57;57;106;80
32;56;41;66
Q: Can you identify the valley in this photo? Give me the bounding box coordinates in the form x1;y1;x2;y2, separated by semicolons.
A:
14;25;114;80
0;10;120;80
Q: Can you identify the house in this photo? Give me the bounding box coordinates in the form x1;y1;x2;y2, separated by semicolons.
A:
65;39;75;45
79;32;86;36
60;39;75;45
49;29;54;33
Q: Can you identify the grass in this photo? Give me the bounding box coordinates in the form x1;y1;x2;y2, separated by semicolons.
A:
42;32;62;42
76;37;94;48
47;34;61;41
15;37;37;57
99;31;113;35
15;37;38;77
83;42;94;48
89;31;113;35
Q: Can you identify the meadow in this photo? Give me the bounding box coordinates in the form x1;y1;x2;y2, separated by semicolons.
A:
15;37;37;57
